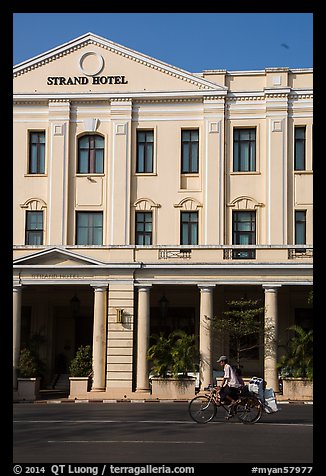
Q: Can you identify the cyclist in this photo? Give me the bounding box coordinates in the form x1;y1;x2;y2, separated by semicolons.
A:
216;355;242;418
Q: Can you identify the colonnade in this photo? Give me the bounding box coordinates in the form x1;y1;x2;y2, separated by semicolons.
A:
13;283;280;392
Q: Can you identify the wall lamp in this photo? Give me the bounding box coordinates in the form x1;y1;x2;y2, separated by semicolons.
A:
116;308;124;323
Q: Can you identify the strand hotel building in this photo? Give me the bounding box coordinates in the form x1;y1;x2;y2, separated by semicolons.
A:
13;33;313;399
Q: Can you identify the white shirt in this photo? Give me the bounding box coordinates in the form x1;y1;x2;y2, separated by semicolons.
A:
223;363;241;388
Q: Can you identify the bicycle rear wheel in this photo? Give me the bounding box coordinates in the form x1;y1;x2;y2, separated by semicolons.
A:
188;395;217;423
236;395;263;424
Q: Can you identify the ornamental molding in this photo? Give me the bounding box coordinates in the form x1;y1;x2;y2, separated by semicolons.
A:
133;97;203;104
289;93;313;100
48;99;71;104
226;95;264;102
20;198;47;210
133;198;161;210
227;196;264;209
13;100;48;106
174;197;203;210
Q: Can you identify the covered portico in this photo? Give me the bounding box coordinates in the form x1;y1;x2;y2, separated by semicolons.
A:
13;246;312;399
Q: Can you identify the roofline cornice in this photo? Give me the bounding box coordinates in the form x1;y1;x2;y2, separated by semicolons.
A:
13;89;228;103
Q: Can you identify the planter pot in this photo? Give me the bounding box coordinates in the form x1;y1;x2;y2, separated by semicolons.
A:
151;377;196;399
17;377;41;401
69;377;91;398
281;378;313;401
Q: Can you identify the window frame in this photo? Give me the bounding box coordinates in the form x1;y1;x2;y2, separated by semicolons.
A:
295;210;306;245
75;211;103;245
294;126;306;171
232;210;256;245
77;134;104;174
181;129;199;174
136;130;154;174
25;210;44;245
180;211;198;245
135;211;153;245
28;130;46;174
233;127;256;172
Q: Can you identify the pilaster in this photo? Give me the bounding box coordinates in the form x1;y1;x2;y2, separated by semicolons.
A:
109;98;133;245
48;99;71;245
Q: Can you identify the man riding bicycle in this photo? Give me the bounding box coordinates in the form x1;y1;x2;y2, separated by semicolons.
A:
217;355;242;418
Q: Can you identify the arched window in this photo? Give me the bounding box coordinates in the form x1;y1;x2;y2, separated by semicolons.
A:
77;134;104;174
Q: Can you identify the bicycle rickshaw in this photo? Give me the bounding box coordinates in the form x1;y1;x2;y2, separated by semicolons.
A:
188;383;268;424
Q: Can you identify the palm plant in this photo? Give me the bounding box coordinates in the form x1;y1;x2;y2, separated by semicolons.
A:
170;330;199;377
147;333;174;378
277;325;313;380
147;330;199;378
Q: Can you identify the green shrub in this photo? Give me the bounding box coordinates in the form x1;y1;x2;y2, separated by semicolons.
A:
69;345;93;377
17;347;44;378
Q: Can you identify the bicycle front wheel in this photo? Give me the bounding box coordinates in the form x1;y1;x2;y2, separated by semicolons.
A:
236;395;263;424
188;395;217;423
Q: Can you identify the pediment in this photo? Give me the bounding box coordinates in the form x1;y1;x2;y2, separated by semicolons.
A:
13;32;226;96
13;248;104;267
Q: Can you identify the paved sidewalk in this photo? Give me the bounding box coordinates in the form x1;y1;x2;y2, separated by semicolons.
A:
14;391;313;405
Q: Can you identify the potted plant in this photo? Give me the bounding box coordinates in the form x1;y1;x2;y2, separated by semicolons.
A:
16;347;44;401
68;345;93;398
277;325;313;400
147;330;199;399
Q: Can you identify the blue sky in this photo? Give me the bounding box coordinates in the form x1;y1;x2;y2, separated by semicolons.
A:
13;13;313;72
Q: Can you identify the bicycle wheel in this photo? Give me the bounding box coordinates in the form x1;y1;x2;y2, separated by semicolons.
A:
235;395;263;424
188;395;217;423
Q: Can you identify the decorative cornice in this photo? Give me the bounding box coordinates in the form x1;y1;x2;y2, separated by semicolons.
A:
133;97;202;104
226;95;264;102
13;41;90;77
13;100;48;106
289;93;313;100
48;99;71;103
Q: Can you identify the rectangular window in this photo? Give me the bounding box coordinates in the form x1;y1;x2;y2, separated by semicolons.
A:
232;211;256;245
136;130;154;173
295;210;306;244
181;129;199;173
294;126;306;171
76;212;103;245
25;211;43;245
233;128;256;172
78;135;104;174
135;212;152;245
181;211;198;245
29;131;45;174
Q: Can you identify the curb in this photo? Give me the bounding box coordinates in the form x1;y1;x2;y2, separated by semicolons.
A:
14;398;313;405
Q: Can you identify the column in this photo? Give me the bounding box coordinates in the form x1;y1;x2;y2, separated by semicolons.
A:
91;285;108;391
13;285;22;388
263;284;281;391
136;286;151;392
198;285;215;388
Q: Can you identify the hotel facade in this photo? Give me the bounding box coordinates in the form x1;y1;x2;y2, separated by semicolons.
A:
13;33;313;398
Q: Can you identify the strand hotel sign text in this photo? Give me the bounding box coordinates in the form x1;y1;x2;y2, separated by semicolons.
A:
47;51;128;86
47;75;128;85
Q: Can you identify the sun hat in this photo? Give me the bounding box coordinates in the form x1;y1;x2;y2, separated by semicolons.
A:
217;355;228;362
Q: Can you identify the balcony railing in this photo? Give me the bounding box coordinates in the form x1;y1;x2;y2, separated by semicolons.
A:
158;249;192;259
